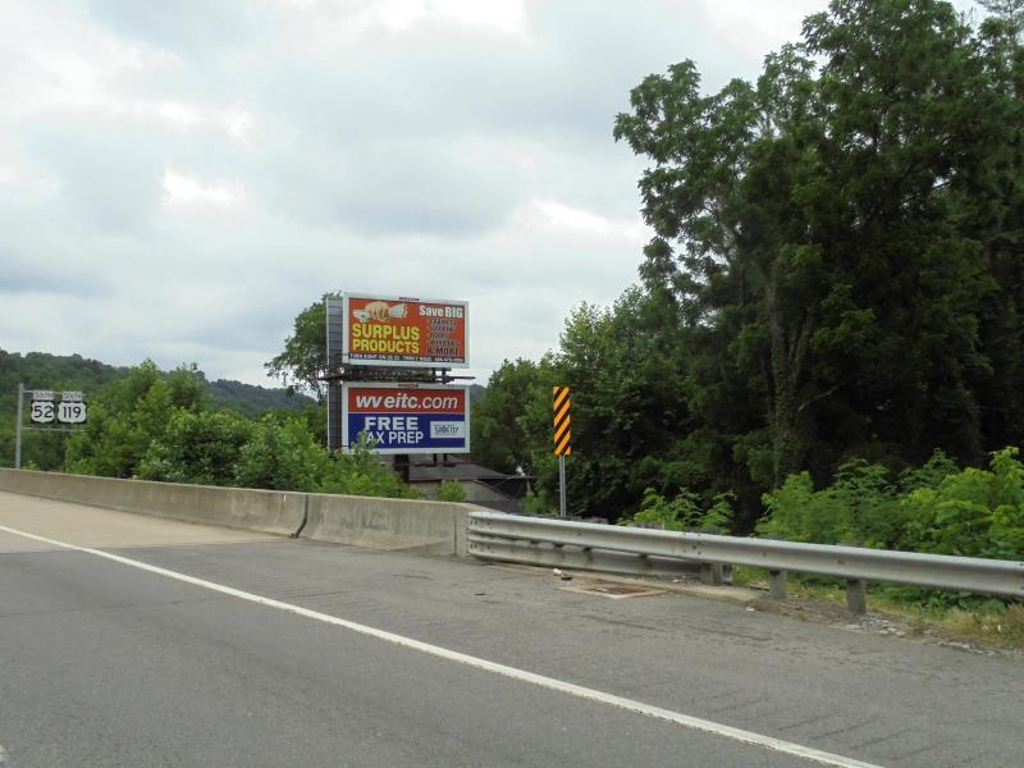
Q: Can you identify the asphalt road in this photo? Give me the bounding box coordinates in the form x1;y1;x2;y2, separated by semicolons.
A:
1;492;1021;767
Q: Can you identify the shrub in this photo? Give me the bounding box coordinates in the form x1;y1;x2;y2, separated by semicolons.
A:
233;415;328;492
620;487;734;532
758;448;1024;607
138;410;253;486
759;459;898;546
897;448;1024;559
522;489;557;517
437;479;466;502
319;433;420;499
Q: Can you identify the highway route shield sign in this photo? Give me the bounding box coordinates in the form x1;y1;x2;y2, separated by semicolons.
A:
57;401;88;424
30;401;55;424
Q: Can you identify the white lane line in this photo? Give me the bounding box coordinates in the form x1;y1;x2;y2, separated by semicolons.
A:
0;523;880;768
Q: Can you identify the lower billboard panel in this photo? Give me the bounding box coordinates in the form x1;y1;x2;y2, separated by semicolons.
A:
341;382;470;455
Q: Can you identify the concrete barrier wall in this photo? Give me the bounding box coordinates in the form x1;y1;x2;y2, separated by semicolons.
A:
0;469;306;537
0;469;487;553
302;493;481;556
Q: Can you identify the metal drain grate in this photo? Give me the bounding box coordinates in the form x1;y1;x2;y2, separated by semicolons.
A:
560;583;667;599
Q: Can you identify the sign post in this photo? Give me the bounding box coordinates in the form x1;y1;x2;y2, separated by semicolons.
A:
14;387;88;469
559;457;567;520
15;383;23;469
553;386;571;519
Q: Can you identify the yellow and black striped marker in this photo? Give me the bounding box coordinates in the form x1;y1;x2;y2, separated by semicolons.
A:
553;386;571;456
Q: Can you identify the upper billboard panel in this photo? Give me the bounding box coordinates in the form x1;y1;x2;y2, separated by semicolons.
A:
342;292;469;368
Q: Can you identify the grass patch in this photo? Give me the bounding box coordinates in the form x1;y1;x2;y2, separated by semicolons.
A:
910;603;1024;647
732;566;848;603
731;566;1024;649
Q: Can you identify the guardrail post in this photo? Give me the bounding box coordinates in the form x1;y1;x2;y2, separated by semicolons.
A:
700;562;724;586
769;570;787;600
846;579;867;615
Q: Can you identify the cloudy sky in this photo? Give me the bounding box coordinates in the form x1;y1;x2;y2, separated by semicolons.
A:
1;0;980;387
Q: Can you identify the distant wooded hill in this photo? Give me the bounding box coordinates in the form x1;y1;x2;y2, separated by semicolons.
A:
0;350;313;417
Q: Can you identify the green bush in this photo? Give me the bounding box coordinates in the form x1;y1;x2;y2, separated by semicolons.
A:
319;433;420;499
620;487;734;533
233;415;328;492
51;359;425;500
64;361;171;478
759;448;1024;563
522;489;556;517
897;448;1024;560
437;479;466;502
138;410;253;486
759;458;899;546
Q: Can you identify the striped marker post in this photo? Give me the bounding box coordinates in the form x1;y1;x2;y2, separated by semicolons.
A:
553;386;571;519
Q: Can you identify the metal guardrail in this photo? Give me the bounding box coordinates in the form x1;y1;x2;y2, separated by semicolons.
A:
467;512;1024;614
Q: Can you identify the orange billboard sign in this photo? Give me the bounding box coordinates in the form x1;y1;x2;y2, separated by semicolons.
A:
342;292;469;368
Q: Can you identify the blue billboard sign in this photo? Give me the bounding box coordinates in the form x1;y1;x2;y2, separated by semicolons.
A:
341;383;470;455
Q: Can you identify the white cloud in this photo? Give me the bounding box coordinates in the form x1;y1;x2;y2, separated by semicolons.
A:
317;0;528;36
221;107;255;146
426;0;528;36
2;0;985;387
162;170;247;207
153;101;203;128
524;199;646;241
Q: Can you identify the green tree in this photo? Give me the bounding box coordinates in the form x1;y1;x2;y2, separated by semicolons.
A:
137;409;254;486
614;0;1024;491
233;414;328;491
64;361;173;477
979;0;1024;38
265;295;336;402
467;0;1024;529
513;289;701;521
63;361;212;478
166;363;207;414
471;358;546;475
0;349;128;469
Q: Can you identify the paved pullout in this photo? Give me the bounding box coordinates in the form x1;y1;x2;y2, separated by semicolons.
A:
1;492;1021;767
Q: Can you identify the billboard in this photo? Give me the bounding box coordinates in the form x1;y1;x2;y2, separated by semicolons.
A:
342;292;468;368
342;382;470;454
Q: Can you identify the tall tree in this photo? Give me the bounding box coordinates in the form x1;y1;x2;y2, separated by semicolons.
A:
482;288;706;521
978;0;1024;39
64;361;174;478
614;0;1024;487
265;295;336;402
470;358;546;475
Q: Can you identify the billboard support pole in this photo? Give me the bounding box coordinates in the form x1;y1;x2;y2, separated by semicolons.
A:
395;453;411;485
14;382;23;469
558;454;567;519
